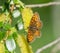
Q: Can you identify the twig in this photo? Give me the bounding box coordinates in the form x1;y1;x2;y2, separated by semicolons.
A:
0;2;60;9
36;38;60;53
26;2;60;8
51;42;60;53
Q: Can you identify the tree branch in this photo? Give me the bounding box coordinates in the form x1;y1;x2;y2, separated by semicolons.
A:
36;38;60;53
26;2;60;8
0;2;60;9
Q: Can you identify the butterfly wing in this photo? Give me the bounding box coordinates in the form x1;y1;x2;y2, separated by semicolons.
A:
27;12;42;43
34;12;42;37
27;29;35;42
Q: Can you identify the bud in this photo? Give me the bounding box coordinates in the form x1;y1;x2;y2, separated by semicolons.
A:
6;37;16;52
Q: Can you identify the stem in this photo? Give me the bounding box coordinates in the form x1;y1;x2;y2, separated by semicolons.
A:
0;2;60;8
36;38;60;53
25;2;60;8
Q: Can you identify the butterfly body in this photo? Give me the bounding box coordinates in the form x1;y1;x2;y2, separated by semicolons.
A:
27;12;42;43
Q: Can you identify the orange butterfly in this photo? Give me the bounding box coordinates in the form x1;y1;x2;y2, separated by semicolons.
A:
27;12;42;43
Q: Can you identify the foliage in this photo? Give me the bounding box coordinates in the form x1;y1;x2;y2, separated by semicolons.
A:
0;0;34;53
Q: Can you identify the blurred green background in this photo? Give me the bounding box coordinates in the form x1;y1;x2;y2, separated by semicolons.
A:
0;0;60;53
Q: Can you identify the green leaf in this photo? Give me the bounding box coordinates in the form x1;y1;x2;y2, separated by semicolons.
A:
13;0;25;8
12;32;18;39
0;31;6;41
13;0;20;3
14;43;21;53
3;23;11;30
11;14;22;27
0;22;3;28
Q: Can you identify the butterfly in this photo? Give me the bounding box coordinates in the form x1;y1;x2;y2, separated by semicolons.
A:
27;12;42;43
